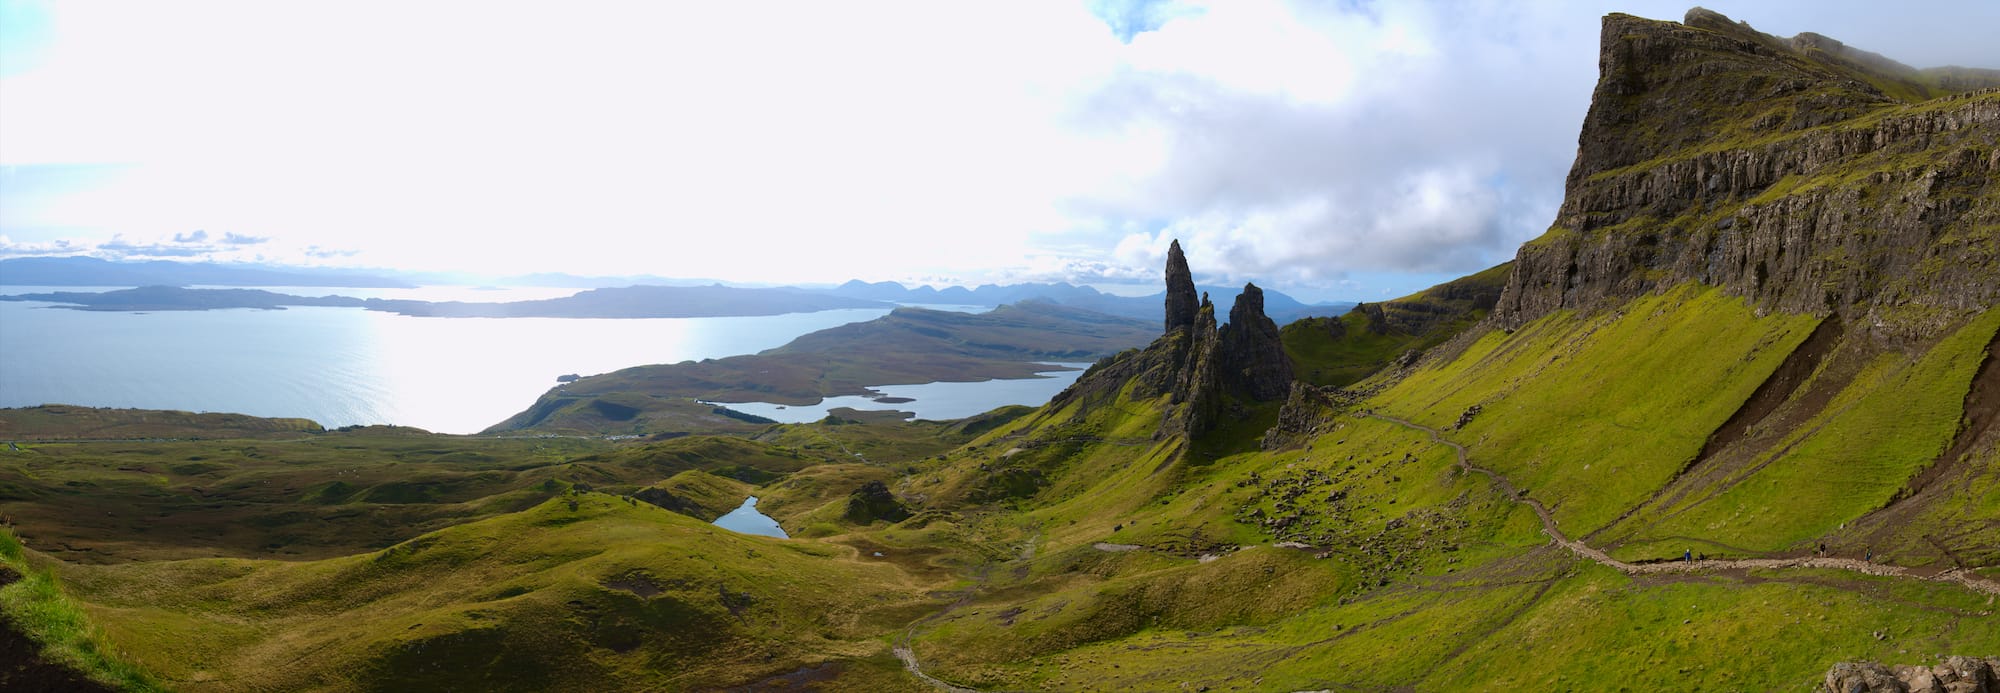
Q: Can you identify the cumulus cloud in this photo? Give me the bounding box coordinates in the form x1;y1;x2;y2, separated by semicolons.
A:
0;235;86;256
100;234;214;258
1051;0;1591;288
2;0;1995;298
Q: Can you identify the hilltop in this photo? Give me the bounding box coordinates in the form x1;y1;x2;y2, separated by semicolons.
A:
2;8;1997;692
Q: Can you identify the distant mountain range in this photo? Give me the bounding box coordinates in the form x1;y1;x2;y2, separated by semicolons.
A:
813;280;1353;324
0;256;1355;324
0;285;886;319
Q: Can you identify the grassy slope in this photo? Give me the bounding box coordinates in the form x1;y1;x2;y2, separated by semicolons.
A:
0;531;159;692
634;470;752;521
897;280;1997;690
1376;284;1822;538
1612;307;2000;559
0;431;610;563
0;409;997;691
1281;263;1510;388
0;405;323;441
43;492;937;691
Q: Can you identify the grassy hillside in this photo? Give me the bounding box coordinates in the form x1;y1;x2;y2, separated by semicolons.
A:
0;405;323;441
7;9;1999;688
6;284;1994;690
1281;263;1510;388
18;494;937;691
883;280;1999;690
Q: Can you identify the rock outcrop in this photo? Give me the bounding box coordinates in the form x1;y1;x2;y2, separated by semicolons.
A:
1218;284;1294;402
1493;8;2000;333
1049;243;1297;440
1822;656;2000;693
843;481;911;524
1164;240;1199;334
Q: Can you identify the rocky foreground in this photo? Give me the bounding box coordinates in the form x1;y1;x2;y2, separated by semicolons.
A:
1825;656;2000;693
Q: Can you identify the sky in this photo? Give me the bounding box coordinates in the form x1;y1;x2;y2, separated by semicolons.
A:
2;1;1997;301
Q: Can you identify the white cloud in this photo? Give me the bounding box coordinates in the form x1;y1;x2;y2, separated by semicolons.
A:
2;0;1995;298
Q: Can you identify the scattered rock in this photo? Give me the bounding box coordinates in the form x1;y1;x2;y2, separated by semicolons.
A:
1821;656;2000;692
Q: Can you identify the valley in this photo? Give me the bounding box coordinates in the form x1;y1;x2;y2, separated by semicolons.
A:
3;7;1999;692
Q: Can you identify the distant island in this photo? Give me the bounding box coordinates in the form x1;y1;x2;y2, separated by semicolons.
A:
489;300;1156;434
2;278;1355;323
0;285;889;319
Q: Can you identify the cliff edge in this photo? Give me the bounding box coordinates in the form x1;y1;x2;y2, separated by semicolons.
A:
1495;8;2000;333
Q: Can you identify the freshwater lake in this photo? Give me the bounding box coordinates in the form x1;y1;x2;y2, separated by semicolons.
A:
0;286;1069;434
709;363;1090;423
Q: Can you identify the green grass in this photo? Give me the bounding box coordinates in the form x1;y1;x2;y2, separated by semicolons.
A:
0;530;162;692
0;404;323;441
44;492;942;690
1621;307;2000;555
1376;284;1823;535
633;469;752;521
1430;563;2000;691
1281;263;1509;388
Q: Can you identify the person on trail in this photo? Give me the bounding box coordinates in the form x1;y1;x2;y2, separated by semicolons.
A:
1684;548;1692;563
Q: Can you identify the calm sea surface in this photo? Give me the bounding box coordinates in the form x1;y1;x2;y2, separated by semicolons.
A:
0;286;1029;434
0;286;1080;432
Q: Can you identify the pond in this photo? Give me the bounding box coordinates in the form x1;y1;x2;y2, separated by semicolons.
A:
711;496;787;538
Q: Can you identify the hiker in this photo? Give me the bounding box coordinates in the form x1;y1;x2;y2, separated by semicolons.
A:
1683;548;1692;563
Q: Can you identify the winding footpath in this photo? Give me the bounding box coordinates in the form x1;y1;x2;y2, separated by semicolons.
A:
1366;413;2000;598
895;415;2000;691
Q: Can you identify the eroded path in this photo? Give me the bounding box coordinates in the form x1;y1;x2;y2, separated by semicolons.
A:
1367;413;2000;597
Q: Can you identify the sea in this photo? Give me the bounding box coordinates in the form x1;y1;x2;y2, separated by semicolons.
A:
0;286;1078;435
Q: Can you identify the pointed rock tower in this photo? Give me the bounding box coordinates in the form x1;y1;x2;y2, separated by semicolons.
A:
1163;239;1199;334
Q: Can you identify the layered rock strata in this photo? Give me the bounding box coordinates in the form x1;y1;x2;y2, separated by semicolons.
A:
1495;9;2000;331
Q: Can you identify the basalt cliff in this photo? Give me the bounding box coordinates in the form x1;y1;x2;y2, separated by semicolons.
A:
1495;8;2000;334
1050;240;1295;442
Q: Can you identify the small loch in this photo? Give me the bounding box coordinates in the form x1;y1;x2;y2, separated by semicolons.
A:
712;496;788;538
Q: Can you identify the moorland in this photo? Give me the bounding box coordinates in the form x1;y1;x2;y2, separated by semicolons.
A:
4;8;2000;692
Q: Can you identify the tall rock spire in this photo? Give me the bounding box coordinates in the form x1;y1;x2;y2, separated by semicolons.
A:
1164;240;1197;333
1219;283;1294;402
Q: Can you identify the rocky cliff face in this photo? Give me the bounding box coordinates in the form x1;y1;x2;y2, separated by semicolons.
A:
1494;8;2000;332
1164;240;1199;334
1051;244;1295;439
1217;284;1294;401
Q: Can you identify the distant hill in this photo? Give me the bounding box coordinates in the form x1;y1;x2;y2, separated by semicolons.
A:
2;284;888;318
817;279;1353;325
370;285;886;318
490;300;1155;434
0;256;417;288
4;9;1996;693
